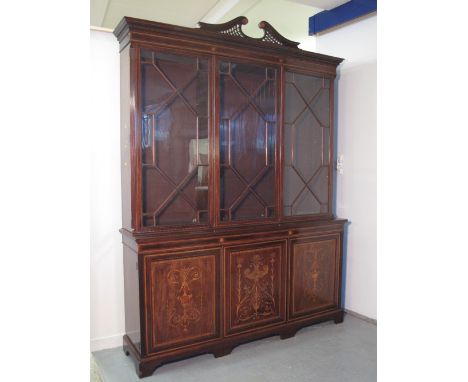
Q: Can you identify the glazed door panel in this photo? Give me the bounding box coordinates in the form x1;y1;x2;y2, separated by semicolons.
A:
145;250;220;352
218;60;278;222
225;242;286;335
139;49;210;227
289;235;339;319
283;71;331;216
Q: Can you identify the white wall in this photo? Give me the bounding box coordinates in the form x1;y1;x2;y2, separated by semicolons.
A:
315;15;377;319
90;30;125;351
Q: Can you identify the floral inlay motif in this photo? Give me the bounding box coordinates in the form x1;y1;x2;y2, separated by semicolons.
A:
167;266;201;331
236;253;276;323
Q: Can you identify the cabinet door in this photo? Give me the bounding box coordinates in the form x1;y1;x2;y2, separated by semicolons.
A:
145;250;220;352
283;71;331;217
289;235;340;319
218;60;278;222
139;49;210;227
225;242;286;335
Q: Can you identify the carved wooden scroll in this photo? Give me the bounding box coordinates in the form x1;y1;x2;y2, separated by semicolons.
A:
199;16;300;48
258;21;300;48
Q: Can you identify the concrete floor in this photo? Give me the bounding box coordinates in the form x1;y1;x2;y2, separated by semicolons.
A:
93;315;376;382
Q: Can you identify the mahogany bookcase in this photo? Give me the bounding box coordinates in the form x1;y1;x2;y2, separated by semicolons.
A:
114;16;347;378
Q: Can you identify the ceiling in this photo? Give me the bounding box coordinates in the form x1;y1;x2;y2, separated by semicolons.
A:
90;0;351;52
287;0;349;10
91;0;350;31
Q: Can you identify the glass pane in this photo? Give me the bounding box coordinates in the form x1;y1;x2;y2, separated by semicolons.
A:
283;71;330;216
219;61;277;222
140;50;209;226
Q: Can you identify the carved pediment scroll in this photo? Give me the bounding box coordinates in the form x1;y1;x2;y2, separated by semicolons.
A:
198;16;300;49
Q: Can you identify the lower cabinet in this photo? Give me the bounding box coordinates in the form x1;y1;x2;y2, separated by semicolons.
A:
129;230;344;377
144;249;221;353
289;234;341;319
224;241;287;335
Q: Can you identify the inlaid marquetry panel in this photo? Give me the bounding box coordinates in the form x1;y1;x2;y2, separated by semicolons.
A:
225;242;286;334
290;236;339;319
146;250;219;352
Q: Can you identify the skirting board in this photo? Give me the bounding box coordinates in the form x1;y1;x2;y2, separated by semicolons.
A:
91;333;124;352
345;309;377;325
91;312;375;352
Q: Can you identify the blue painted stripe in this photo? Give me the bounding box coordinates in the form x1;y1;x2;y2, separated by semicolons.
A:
309;0;377;35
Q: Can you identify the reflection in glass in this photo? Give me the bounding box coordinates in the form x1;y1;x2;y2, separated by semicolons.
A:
140;50;209;226
218;61;277;222
283;71;330;216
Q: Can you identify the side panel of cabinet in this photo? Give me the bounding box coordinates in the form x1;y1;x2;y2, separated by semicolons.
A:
225;241;286;335
120;45;133;230
145;249;220;353
123;245;141;353
289;234;340;319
